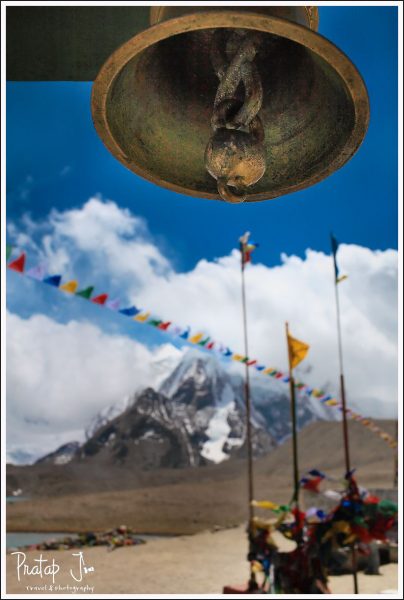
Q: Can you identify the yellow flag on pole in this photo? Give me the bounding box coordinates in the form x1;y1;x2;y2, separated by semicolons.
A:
287;332;310;369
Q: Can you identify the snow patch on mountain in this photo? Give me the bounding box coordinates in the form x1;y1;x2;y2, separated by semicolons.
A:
201;383;238;463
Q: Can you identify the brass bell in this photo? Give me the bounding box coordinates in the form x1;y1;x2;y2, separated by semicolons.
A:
92;6;369;203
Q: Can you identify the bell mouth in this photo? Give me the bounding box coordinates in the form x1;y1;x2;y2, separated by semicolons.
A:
92;11;369;202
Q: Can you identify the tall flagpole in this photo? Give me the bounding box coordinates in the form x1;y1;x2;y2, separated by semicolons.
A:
393;420;398;488
332;235;359;594
239;239;255;587
285;322;302;545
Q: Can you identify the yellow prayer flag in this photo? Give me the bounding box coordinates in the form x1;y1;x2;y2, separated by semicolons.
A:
287;333;309;369
134;311;150;322
232;354;245;362
60;280;78;294
189;333;203;344
251;500;280;511
251;561;263;574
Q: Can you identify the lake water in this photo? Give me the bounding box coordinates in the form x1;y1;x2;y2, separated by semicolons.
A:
6;496;29;504
7;532;75;549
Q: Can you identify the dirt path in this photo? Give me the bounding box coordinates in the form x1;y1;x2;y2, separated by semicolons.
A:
6;526;398;595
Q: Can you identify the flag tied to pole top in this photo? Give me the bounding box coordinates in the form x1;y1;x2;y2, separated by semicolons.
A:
239;231;259;266
287;331;310;369
330;233;348;284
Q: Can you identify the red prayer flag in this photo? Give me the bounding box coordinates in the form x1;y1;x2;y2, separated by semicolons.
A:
301;476;323;493
92;294;108;305
8;252;26;273
158;321;171;331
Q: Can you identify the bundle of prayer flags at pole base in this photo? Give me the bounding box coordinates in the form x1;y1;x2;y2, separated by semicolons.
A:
6;244;397;450
245;470;398;593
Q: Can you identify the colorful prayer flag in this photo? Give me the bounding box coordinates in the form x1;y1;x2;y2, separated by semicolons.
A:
92;293;108;305
331;233;348;284
239;231;259;266
76;286;94;299
287;332;310;369
26;264;46;280
8;252;26;273
300;473;324;493
106;298;120;311
189;333;204;344
251;500;280;511
148;318;163;327
120;306;140;317
179;327;190;339
134;311;150;322
43;275;62;287
60;280;79;294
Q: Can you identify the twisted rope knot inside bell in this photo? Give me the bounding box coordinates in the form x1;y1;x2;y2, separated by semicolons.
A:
206;29;266;202
91;6;370;203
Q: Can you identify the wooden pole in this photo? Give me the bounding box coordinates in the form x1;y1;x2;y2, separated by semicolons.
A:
394;420;398;488
333;251;359;594
285;322;302;545
240;242;255;587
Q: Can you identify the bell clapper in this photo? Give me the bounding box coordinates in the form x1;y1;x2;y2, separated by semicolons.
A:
205;29;267;203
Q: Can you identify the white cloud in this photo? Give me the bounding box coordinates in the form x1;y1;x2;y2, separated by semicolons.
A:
6;310;183;462
9;197;171;289
7;197;398;462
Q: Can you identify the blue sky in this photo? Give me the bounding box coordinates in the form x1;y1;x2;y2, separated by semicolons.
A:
5;6;399;458
7;6;398;271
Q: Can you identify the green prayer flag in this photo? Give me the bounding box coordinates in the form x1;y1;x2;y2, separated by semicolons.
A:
148;319;162;327
76;286;94;299
6;244;13;262
378;499;398;516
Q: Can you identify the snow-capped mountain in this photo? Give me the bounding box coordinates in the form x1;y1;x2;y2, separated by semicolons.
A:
36;347;338;468
35;442;81;466
85;344;184;439
158;349;274;463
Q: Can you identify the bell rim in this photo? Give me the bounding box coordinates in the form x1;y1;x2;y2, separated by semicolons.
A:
91;10;370;203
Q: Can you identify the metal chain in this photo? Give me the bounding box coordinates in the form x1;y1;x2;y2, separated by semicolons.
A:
205;30;266;203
